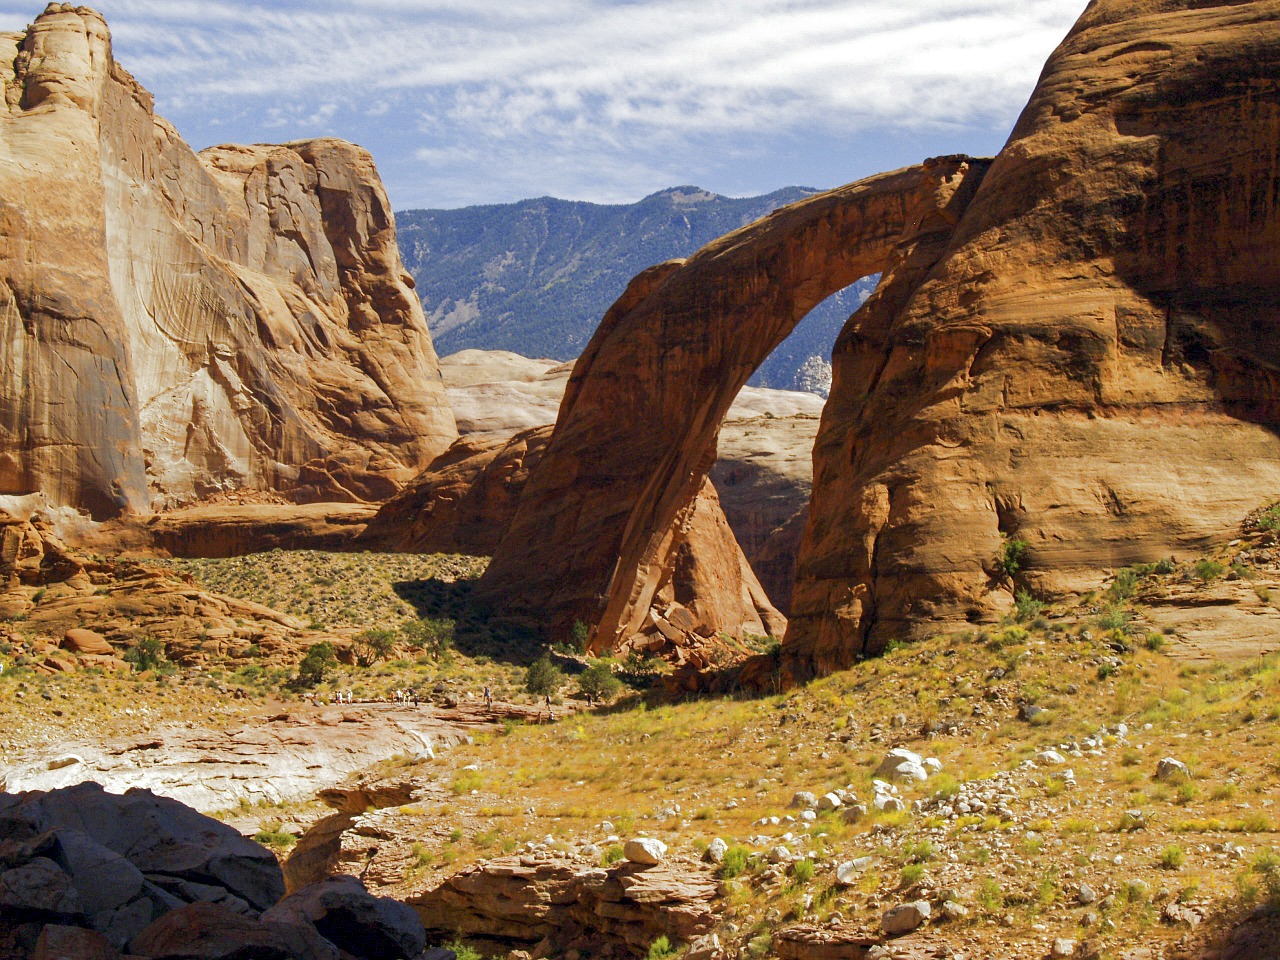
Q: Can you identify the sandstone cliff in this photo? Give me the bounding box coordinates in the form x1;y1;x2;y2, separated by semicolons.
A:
0;5;455;519
786;0;1280;675
473;0;1280;669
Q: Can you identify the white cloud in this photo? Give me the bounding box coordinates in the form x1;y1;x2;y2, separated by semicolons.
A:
0;0;1087;206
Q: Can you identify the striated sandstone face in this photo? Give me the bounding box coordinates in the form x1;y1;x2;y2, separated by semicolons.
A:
473;0;1280;673
0;5;455;519
786;0;1280;675
475;160;985;651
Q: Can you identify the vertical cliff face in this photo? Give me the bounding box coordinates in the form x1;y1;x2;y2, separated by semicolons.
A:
785;0;1280;675
0;4;455;518
473;0;1280;670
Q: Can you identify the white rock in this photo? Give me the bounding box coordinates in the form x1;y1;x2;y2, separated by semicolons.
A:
1037;751;1067;765
874;795;906;813
800;810;817;822
875;748;924;780
685;933;722;960
704;837;728;864
835;857;875;886
789;791;818;809
1052;938;1078;957
768;845;792;864
881;900;931;935
923;758;944;773
46;755;83;771
941;900;968;921
1156;757;1190;782
623;838;666;865
817;792;842;811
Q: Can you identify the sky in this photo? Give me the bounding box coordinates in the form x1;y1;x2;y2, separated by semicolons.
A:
0;0;1086;211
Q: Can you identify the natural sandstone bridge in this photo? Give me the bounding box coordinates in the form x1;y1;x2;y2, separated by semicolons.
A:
474;157;989;655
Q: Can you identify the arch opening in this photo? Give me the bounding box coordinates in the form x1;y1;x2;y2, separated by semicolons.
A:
473;158;987;656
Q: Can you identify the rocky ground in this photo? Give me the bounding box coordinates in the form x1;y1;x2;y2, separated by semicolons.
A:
3;513;1280;959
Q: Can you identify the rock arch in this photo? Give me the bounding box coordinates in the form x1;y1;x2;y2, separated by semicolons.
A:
474;157;990;652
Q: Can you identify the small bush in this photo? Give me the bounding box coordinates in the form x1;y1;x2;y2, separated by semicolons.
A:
602;844;625;866
719;845;751;879
997;537;1030;581
900;862;926;886
577;659;622;701
1160;845;1186;870
296;641;337;687
525;654;564;696
253;824;297;851
124;636;166;673
1145;633;1167;652
1014;590;1044;623
647;935;677;960
1109;567;1139;601
1253;849;1280;906
1194;559;1225;583
792;858;815;885
1257;503;1280;532
444;940;483;960
976;877;1005;912
1154;558;1177;575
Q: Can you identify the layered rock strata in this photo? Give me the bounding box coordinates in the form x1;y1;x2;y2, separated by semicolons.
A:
475;160;984;651
475;0;1280;671
787;0;1280;674
0;5;455;519
407;855;718;958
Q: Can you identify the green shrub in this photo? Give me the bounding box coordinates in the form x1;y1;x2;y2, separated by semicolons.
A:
647;936;677;960
1254;849;1280;906
1109;567;1139;601
719;845;751;879
525;654;564;695
351;628;396;668
297;641;337;687
124;636;166;673
998;537;1029;580
1257;503;1280;532
1194;559;1225;582
792;858;815;885
602;843;625;866
1160;845;1186;870
1145;633;1167;652
577;659;622;701
444;939;483;960
1014;590;1044;623
1154;558;1177;575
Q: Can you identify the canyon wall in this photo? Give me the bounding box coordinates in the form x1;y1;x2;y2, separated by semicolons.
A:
785;0;1280;676
477;0;1280;668
0;5;455;519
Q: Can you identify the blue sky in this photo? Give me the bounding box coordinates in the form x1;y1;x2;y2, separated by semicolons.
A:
0;1;1085;210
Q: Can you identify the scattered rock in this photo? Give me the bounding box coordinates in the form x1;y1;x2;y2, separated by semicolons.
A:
703;838;728;864
835;857;874;887
1155;758;1190;783
623;838;667;865
881;900;931;935
1052;938;1078;958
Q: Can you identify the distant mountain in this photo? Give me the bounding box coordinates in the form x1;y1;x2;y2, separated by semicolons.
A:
396;187;878;395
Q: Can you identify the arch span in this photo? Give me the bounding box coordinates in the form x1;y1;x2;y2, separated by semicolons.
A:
474;157;989;651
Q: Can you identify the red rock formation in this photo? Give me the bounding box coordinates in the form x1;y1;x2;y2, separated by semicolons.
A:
475;160;987;651
0;5;455;519
474;0;1280;674
787;0;1280;675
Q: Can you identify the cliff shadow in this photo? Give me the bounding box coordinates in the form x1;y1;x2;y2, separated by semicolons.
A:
391;577;547;665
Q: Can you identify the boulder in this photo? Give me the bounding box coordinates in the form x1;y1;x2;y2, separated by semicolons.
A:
834;857;874;887
129;902;339;960
33;925;120;960
623;838;667;865
789;791;818;810
1156;758;1191;783
881;900;931;936
703;838;728;864
62;629;113;656
262;876;425;960
874;749;925;780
